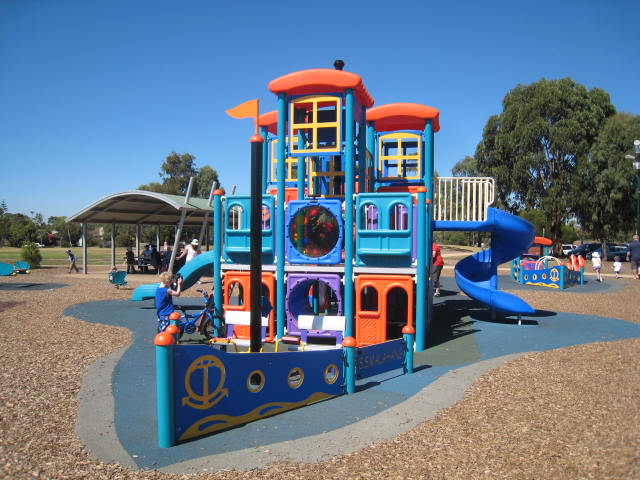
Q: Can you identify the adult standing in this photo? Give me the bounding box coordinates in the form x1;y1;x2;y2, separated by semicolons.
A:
123;247;136;273
627;234;640;280
432;242;444;296
176;239;201;263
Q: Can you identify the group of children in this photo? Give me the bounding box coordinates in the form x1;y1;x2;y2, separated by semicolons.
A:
591;252;623;282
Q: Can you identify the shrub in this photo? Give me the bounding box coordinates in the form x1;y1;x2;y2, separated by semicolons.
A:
20;242;42;268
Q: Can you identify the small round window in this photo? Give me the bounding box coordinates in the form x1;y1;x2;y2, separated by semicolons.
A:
324;364;339;385
289;205;339;258
287;367;304;389
246;370;265;393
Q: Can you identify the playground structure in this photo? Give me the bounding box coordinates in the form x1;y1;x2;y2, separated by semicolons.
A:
510;236;584;289
0;261;31;276
145;66;539;446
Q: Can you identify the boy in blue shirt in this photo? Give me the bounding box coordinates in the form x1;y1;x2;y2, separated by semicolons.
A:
66;249;79;273
155;272;182;332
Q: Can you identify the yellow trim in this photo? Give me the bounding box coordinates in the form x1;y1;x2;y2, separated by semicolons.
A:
270;138;302;182
308;156;345;197
289;95;341;154
378;132;421;180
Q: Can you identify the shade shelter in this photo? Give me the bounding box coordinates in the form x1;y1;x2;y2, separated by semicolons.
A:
65;189;212;274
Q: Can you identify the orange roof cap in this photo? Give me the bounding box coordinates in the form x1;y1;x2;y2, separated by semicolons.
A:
258;110;278;135
268;69;374;108
366;103;440;132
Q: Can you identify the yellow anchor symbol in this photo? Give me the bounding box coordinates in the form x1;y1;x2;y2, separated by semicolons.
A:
182;355;228;410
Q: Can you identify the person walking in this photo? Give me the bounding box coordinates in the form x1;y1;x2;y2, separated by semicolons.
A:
591;251;603;282
613;256;622;279
66;249;79;273
627;234;640;280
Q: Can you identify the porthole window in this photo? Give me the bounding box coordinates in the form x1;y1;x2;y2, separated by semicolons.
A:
287;367;304;389
324;364;339;385
246;370;265;393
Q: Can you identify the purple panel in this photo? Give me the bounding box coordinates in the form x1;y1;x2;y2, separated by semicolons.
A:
285;273;343;339
412;207;417;261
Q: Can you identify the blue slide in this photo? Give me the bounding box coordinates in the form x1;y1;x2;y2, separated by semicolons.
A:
436;207;535;315
131;250;216;301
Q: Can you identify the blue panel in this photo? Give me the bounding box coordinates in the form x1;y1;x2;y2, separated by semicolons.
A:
355;193;413;267
173;345;344;441
285;199;344;264
356;339;405;379
223;195;274;264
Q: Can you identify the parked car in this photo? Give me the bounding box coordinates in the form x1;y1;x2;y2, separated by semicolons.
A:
561;244;575;256
606;245;628;262
568;243;601;260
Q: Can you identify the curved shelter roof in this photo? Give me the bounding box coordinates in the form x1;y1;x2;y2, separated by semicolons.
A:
366;103;441;132
268;69;375;108
65;190;211;226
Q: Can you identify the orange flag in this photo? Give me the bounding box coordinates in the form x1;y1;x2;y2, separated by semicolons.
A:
226;99;259;134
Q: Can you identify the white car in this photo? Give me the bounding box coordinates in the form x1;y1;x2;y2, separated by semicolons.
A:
561;244;575;256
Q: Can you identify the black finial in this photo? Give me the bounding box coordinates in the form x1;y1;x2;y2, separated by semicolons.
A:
333;59;344;71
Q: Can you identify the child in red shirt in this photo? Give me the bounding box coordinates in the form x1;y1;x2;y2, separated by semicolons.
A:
432;243;444;296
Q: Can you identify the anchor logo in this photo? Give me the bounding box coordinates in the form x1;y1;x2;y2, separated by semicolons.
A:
182;355;228;410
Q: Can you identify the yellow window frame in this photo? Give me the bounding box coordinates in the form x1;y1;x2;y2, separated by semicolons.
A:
378;132;422;181
270;138;300;182
308;156;345;198
289;95;341;155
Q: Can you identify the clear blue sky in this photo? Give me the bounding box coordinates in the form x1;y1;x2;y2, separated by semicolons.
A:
2;0;639;220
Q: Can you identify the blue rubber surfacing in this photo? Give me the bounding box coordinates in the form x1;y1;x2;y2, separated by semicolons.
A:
65;278;640;471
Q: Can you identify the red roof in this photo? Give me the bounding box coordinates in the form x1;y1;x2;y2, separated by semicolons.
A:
258;110;278;135
268;69;374;108
366;103;440;132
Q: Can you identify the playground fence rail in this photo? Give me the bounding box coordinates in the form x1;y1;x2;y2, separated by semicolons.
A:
434;177;495;222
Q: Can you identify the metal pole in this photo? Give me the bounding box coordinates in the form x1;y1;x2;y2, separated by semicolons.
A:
276;93;287;339
636;168;640;235
250;134;264;353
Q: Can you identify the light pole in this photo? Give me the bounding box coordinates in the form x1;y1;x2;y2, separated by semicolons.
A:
626;139;640;235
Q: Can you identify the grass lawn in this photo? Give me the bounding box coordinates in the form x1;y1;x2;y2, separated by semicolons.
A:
0;246;122;267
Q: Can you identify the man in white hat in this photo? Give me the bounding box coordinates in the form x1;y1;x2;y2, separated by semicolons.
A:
176;238;201;263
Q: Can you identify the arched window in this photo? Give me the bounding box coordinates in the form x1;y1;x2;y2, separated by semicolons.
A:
227;281;244;306
360;203;379;230
228;205;243;230
360;285;378;312
389;203;409;231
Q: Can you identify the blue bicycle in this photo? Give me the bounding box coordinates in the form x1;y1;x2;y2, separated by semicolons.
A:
174;289;225;340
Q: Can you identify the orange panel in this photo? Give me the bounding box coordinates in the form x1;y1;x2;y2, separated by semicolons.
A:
267;187;304;205
223;271;276;341
355;274;414;346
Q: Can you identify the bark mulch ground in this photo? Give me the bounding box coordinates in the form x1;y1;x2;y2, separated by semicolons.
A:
1;266;638;479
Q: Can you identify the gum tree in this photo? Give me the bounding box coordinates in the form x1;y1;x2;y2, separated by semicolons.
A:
576;113;640;245
474;78;615;251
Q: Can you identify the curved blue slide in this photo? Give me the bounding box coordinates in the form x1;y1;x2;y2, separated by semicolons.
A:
175;250;216;290
436;207;535;315
131;250;216;301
